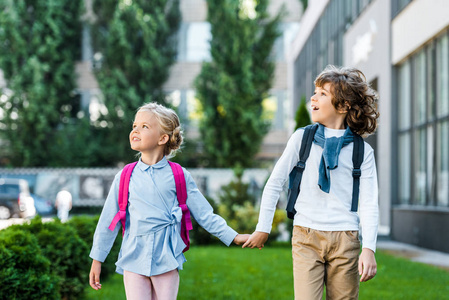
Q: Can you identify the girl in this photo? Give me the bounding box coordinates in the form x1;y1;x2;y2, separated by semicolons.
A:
243;65;379;299
89;102;249;299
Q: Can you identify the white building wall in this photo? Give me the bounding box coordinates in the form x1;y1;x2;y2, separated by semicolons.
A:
392;0;449;64
343;0;392;235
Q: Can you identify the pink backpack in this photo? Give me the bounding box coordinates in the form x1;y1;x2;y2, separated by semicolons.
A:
108;161;193;252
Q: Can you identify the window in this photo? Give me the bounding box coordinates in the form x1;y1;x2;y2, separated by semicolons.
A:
396;29;449;208
392;0;413;18
398;61;411;130
413;50;426;125
398;133;411;204
437;34;449;117
178;22;211;62
413;128;426;205
437;121;449;206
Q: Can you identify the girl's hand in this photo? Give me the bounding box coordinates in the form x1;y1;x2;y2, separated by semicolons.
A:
359;248;377;282
242;231;269;249
233;234;251;245
89;259;102;290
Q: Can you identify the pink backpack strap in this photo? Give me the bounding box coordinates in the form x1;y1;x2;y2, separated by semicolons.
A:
168;161;192;252
108;162;138;237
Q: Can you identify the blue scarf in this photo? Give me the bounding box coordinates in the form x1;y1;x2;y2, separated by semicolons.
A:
313;124;354;193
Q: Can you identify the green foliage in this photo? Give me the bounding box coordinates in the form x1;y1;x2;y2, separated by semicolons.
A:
301;0;308;11
90;0;181;164
0;228;59;299
0;215;126;299
170;137;209;168
294;95;312;130
194;0;283;168
0;0;83;167
190;196;221;245
67;215;122;281
19;217;90;300
217;168;285;241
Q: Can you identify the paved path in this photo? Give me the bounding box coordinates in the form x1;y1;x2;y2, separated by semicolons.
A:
377;240;449;270
0;217;54;230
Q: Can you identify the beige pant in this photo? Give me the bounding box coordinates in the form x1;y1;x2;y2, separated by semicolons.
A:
123;269;179;300
292;226;361;300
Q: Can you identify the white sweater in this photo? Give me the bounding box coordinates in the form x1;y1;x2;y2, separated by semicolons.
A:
256;127;379;252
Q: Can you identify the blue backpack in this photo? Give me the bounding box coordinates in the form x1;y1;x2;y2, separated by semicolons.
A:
286;124;364;219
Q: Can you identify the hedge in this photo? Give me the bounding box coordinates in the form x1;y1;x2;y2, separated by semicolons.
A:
0;215;122;299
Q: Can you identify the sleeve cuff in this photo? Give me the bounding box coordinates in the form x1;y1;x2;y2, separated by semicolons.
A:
362;244;376;253
255;223;271;234
220;227;239;246
89;248;109;263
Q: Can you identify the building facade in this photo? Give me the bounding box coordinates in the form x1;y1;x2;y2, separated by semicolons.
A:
76;0;303;161
289;0;449;252
163;0;303;160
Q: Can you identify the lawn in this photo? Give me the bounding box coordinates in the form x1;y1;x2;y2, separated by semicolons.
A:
83;245;449;300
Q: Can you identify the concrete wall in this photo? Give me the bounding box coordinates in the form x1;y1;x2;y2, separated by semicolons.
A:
0;167;270;207
392;207;449;252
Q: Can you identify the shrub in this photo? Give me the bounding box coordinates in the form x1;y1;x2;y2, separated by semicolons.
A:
67;215;122;280
0;228;59;299
20;216;89;300
190;196;221;246
294;95;312;130
217;168;286;242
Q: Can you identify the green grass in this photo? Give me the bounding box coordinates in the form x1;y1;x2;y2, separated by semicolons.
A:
83;245;449;300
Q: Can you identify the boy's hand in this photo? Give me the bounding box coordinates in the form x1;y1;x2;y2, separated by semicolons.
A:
89;259;102;290
233;234;251;245
242;231;269;249
359;248;377;282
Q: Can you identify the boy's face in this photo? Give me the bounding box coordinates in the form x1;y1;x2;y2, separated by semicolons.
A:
129;110;167;155
310;83;347;129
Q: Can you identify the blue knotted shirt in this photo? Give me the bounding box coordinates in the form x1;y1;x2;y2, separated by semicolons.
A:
90;157;238;277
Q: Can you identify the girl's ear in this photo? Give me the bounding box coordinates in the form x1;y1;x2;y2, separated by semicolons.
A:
158;134;169;146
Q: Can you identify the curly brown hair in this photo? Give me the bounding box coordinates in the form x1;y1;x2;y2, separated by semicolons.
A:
314;65;379;136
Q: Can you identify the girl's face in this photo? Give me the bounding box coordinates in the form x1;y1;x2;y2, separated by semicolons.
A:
310;83;347;129
129;110;167;156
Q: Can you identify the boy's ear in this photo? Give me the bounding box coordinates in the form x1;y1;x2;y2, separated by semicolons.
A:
159;134;169;145
338;101;351;114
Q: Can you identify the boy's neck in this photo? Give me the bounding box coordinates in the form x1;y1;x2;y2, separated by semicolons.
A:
320;118;346;130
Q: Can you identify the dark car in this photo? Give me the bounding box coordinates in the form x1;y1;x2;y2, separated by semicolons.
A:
0;178;36;219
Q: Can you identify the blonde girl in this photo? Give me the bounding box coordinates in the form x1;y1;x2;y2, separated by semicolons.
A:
89;102;249;299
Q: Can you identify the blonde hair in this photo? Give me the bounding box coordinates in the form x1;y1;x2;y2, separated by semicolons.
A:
314;65;379;136
137;102;183;158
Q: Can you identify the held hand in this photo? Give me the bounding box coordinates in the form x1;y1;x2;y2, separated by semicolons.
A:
359;248;377;282
242;231;269;249
233;234;251;245
89;259;102;290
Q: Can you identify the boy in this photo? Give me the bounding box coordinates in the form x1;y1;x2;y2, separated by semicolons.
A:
243;65;379;300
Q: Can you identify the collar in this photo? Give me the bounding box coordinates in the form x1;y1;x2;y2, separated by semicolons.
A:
137;156;168;171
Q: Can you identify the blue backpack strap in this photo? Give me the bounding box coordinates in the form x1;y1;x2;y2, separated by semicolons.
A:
286;124;319;219
351;134;364;212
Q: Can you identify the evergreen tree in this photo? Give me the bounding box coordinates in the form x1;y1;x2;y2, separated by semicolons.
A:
195;0;283;168
294;95;312;130
0;0;82;166
91;0;181;164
